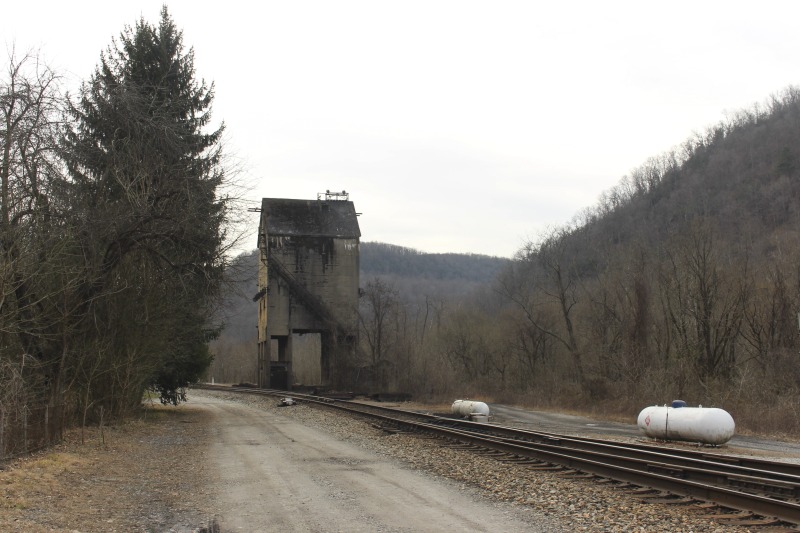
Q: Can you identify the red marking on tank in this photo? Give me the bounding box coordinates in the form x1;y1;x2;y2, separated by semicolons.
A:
645;415;651;426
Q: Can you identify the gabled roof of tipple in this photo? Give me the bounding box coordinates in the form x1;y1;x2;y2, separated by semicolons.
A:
260;198;361;238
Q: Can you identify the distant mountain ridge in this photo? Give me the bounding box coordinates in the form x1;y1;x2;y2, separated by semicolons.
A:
360;241;509;283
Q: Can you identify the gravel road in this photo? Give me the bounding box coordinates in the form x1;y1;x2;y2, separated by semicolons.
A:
198;393;556;532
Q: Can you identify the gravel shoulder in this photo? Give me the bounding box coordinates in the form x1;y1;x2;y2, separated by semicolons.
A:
1;389;759;532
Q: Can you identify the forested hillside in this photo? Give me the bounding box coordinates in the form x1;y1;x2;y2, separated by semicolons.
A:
575;90;800;269
479;88;800;432
360;242;509;304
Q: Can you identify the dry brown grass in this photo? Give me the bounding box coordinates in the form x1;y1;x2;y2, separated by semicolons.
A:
1;452;89;513
0;402;216;532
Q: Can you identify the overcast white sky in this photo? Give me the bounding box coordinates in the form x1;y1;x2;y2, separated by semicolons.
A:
4;1;800;257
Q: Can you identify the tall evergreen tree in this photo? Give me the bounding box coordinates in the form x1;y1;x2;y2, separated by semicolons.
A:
64;7;226;408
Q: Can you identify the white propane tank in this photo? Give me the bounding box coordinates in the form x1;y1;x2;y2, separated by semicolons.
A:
452;400;490;423
637;404;735;445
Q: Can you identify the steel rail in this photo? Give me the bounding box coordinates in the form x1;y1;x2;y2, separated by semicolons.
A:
427;415;800;479
496;424;800;478
432;417;800;484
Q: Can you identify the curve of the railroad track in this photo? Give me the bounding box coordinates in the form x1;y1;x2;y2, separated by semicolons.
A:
195;384;800;529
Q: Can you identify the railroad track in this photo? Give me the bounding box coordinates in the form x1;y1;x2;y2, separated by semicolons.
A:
195;384;800;529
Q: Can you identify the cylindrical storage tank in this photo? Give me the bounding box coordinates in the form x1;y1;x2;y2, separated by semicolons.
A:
637;405;735;445
452;400;490;420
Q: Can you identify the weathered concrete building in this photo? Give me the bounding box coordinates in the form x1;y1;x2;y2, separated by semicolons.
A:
256;192;360;389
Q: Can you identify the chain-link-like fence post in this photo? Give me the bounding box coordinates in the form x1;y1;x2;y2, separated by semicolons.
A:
22;404;28;454
0;406;5;461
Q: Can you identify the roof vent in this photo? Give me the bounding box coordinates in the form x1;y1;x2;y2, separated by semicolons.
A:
318;190;349;201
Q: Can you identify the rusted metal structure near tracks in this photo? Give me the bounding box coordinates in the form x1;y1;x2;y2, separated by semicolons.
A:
255;191;360;389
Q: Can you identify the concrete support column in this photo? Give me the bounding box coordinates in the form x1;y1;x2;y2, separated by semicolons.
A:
320;332;331;384
257;340;270;388
277;335;293;362
277;335;294;390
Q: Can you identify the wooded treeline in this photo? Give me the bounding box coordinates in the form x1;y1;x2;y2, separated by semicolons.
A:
1;8;231;456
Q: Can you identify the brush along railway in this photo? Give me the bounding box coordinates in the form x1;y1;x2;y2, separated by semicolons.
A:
197;384;800;529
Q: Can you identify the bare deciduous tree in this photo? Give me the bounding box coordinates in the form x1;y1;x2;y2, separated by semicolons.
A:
659;222;749;382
